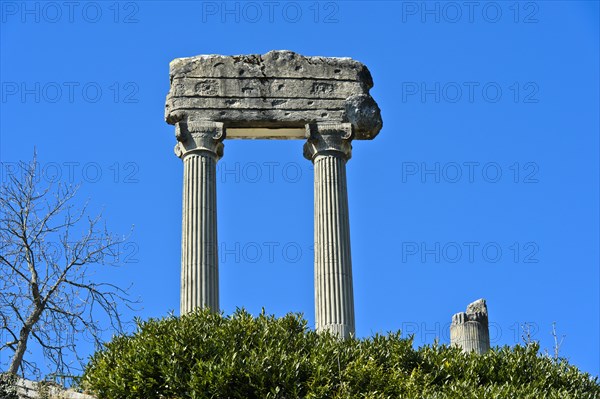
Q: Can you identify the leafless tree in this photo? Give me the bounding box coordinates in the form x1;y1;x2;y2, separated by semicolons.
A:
551;322;566;361
0;155;134;378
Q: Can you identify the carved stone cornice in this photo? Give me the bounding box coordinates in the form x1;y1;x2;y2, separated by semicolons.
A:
303;123;354;162
174;121;225;160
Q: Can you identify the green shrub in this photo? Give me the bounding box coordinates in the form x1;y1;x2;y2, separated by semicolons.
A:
81;309;600;399
0;372;19;399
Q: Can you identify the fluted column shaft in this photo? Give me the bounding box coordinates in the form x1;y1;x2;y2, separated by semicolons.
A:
304;123;355;338
450;320;490;354
450;299;490;354
175;121;224;314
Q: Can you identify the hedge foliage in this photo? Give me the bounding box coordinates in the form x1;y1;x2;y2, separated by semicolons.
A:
0;373;19;399
81;309;599;399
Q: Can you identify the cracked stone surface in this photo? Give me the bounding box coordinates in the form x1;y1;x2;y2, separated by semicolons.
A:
165;50;383;140
452;298;489;325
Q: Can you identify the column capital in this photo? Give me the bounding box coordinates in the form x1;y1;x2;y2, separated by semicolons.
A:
174;121;225;160
303;123;354;162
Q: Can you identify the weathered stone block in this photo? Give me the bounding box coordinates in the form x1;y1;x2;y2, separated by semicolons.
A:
165;50;382;140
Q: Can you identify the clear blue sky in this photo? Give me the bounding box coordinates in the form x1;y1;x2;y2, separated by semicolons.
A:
1;0;598;378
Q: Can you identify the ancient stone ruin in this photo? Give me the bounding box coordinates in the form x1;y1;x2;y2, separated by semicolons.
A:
165;50;383;338
450;298;491;354
3;376;94;399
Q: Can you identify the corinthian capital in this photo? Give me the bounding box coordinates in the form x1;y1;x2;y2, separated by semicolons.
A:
174;121;225;160
303;123;354;162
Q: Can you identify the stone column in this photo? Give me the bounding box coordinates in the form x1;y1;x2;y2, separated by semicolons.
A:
450;298;490;354
304;123;355;339
174;121;224;314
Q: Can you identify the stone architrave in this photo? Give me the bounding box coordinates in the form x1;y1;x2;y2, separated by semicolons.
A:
166;50;382;336
450;298;491;354
166;50;381;139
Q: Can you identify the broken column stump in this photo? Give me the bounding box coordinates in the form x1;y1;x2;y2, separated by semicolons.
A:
450;298;490;354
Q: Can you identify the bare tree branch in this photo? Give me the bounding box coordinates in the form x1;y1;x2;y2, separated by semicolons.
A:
0;154;138;378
